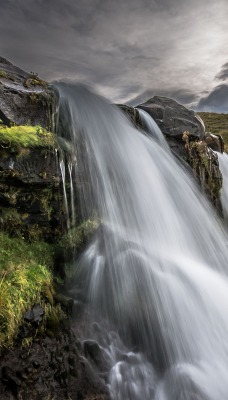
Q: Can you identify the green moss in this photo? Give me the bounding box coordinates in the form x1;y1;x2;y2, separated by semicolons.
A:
0;125;56;149
23;75;47;88
0;232;54;348
0;70;16;81
60;219;99;250
40;189;53;220
1;207;22;236
0;70;8;78
43;303;66;334
198;112;228;152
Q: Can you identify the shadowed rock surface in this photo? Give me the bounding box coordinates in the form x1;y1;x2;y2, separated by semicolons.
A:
137;95;205;140
0;57;54;128
0;325;109;400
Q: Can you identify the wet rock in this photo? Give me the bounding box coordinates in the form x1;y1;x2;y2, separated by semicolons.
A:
118;104;143;129
24;305;44;326
1;366;21;396
84;340;109;372
54;293;74;314
0;57;55;129
137;96;205;140
0;329;110;400
205;132;224;153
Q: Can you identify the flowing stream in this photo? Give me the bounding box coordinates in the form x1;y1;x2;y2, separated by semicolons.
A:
54;83;228;400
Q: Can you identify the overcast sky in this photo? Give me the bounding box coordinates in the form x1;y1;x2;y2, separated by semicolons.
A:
1;0;228;111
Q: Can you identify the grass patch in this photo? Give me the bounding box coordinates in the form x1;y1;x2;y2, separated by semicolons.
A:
198;112;228;152
0;232;54;348
0;125;56;149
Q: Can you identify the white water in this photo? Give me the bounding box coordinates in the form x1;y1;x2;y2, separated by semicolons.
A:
59;158;70;228
137;107;169;150
55;83;228;400
217;152;228;222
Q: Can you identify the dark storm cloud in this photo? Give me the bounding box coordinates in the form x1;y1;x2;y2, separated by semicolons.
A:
1;0;228;105
196;84;228;113
216;62;228;82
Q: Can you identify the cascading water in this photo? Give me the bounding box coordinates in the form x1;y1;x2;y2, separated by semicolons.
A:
137;107;169;149
217;152;228;223
54;82;228;400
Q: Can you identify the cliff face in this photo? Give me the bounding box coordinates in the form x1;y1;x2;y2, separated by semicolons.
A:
0;58;64;242
0;57;226;400
0;128;64;242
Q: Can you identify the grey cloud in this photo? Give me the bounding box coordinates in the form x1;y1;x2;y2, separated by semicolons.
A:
216;62;228;81
196;84;228;113
1;0;228;105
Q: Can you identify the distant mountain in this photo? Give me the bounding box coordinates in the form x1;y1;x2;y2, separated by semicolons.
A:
196;84;228;113
127;84;228;114
126;89;198;108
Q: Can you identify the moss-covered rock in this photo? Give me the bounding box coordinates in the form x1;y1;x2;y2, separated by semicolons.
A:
0;125;55;149
0;123;66;242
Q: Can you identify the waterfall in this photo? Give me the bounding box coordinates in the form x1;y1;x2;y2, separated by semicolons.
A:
137;107;169;149
54;82;228;400
217;152;228;222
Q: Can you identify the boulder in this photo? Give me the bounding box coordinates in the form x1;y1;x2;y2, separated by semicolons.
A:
0;57;54;128
137;96;205;140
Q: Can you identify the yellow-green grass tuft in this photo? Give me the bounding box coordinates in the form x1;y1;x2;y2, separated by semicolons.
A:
0;125;56;148
0;232;54;348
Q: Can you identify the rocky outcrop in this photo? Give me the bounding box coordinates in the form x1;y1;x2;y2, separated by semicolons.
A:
0;136;64;242
0;57;54;129
137;96;205;140
118;104;143;129
119;99;222;209
0;57;66;242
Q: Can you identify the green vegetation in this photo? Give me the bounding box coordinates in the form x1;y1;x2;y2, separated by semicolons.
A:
0;70;8;79
60;218;99;250
0;232;54;348
198;112;228;152
0;70;16;81
60;218;99;281
23;72;47;88
0;125;56;149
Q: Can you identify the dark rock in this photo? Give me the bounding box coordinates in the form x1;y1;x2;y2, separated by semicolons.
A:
24;305;44;325
1;366;21;395
0;328;109;400
137;96;205;140
0;57;55;129
84;340;109;372
117;104;143;129
0;145;65;242
205;132;224;153
54;293;74;314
